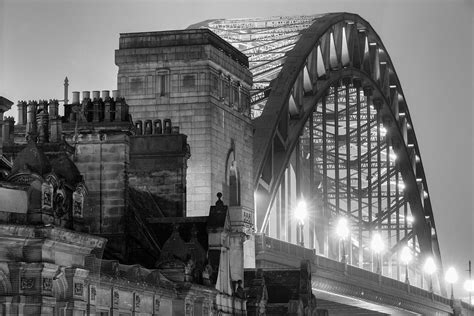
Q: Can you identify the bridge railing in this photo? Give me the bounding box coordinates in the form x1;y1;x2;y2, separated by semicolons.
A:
255;233;452;307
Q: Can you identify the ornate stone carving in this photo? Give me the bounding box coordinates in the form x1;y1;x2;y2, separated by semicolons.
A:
42;277;52;292
134;293;141;310
20;277;35;290
74;282;84;296
113;290;119;307
89;285;96;303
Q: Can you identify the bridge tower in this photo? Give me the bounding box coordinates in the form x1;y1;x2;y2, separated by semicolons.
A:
115;29;256;275
115;29;253;218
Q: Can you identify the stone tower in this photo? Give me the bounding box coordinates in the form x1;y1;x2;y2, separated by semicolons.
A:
115;29;254;221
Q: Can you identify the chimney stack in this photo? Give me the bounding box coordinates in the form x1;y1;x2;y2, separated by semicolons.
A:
112;90;119;100
26;101;38;139
82;91;90;100
102;90;110;99
17;101;27;125
72;91;80;104
92;90;100;100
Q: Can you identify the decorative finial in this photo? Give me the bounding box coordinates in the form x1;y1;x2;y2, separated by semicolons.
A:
216;192;223;206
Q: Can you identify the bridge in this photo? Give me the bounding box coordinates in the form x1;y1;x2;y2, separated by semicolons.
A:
192;13;472;315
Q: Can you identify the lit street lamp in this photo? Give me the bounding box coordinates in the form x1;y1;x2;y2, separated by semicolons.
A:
371;232;385;274
294;200;307;247
400;246;413;285
336;217;349;263
445;267;458;303
464;279;474;304
423;257;437;292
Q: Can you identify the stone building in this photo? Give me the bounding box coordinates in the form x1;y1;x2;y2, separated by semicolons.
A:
0;27;317;316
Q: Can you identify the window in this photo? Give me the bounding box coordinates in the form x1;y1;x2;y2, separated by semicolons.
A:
156;71;169;97
182;74;196;89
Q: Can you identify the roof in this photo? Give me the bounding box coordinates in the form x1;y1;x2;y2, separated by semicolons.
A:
119;29;249;67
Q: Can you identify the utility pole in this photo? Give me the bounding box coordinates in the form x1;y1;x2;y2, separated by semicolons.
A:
470;260;472;304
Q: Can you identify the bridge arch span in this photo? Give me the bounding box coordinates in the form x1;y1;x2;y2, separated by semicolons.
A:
197;13;445;295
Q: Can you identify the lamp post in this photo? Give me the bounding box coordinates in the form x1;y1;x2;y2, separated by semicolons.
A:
336;217;349;264
371;233;385;275
445;267;458;304
400;246;412;285
423;257;437;293
294;200;307;247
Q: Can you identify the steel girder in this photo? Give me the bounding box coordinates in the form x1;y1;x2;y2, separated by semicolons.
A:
196;13;445;295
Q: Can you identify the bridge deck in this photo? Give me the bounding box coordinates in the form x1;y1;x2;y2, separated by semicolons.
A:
253;234;453;315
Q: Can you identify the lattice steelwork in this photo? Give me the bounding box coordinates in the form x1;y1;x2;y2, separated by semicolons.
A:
194;14;445;295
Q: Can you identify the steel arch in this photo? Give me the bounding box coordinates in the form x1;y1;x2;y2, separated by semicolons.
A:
196;13;445;295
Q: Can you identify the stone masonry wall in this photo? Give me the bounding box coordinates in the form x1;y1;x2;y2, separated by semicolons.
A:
72;133;129;234
129;134;188;217
116;30;253;216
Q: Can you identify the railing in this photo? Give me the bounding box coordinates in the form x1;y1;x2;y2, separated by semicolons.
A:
255;233;452;308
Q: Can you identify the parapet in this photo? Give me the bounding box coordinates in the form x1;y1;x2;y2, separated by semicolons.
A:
118;29;249;68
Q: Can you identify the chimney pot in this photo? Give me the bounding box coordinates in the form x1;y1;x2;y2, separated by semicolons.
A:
82;91;90;100
112;90;119;99
92;90;100;100
102;90;110;99
72;91;80;104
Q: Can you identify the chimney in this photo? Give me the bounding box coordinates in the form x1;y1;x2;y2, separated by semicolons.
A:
17;101;27;125
92;90;100;100
26;100;38;139
102;90;110;100
82;91;90;100
37;101;49;143
0;97;13;155
49;99;59;118
50;116;62;143
72;91;80;104
112;90;119;100
2;117;15;144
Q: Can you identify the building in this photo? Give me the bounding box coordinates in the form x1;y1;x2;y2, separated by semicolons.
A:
1;12;473;316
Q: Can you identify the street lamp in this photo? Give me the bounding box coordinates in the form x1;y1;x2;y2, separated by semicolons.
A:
400;246;413;284
423;257;437;292
463;279;474;304
371;233;385;274
445;267;458;302
336;217;349;263
294;200;307;247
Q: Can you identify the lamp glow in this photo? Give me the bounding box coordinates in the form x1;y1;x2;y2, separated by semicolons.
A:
294;200;307;224
371;233;385;254
336;217;349;240
423;257;437;275
464;280;474;292
400;246;412;265
445;267;458;284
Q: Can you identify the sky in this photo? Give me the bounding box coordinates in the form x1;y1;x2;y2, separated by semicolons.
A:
1;0;473;297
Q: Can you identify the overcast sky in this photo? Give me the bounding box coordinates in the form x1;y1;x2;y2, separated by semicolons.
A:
1;0;473;296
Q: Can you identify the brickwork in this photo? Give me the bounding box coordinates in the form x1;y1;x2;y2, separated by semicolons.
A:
116;29;254;217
